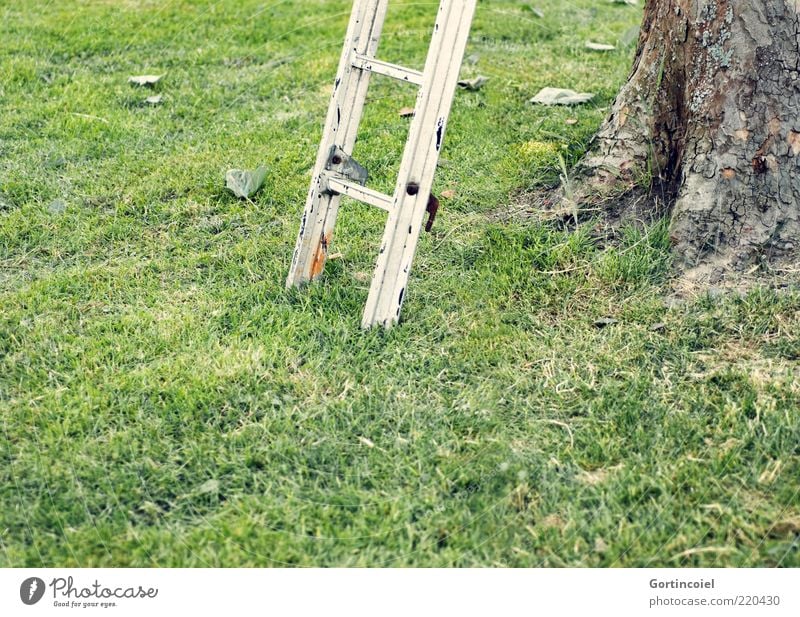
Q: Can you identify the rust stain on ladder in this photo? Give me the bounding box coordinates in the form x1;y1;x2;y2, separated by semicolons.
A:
309;233;330;280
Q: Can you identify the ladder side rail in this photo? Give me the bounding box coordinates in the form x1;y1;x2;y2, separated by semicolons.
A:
362;0;477;328
316;0;391;280
287;0;389;287
361;0;455;325
379;2;476;323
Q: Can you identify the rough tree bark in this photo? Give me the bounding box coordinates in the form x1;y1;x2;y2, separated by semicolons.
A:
575;0;800;282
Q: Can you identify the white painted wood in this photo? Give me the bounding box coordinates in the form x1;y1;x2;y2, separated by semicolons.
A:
362;0;477;328
322;174;393;212
287;0;476;329
287;0;390;286
351;54;424;85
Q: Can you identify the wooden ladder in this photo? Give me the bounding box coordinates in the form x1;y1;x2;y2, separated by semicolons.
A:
286;0;477;328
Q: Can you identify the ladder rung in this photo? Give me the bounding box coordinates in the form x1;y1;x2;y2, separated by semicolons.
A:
352;54;423;86
323;174;393;212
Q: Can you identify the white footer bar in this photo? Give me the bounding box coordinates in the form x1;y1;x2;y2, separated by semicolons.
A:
2;568;796;616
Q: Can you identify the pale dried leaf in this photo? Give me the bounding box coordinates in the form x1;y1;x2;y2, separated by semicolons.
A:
540;514;567;530
197;479;219;494
48;199;67;215
225;165;267;199
586;41;616;51
578;469;608;486
128;74;163;87
530;87;595;106
458;75;488;91
593;317;618;328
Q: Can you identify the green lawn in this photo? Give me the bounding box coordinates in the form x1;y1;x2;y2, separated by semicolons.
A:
1;0;798;567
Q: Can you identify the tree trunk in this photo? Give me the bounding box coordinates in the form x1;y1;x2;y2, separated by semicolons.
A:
576;0;800;282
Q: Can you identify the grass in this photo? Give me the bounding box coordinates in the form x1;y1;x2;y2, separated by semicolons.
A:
1;0;798;567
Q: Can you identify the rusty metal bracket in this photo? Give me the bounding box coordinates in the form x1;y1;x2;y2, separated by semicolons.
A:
425;193;440;232
325;145;368;186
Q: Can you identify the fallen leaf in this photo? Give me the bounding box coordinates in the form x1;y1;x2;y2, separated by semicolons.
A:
399;106;415;118
578;469;609;485
197;479;219;494
458;75;488;91
565;118;578;126
650;322;666;332
128;74;163;87
358;436;375;448
586;41;616;51
199;215;224;234
70;112;109;124
145;94;163;105
593;317;618;328
530;87;595;106
138;501;164;517
45;154;67;169
48;199;67;214
539;514;567;530
611;0;638;5
225;165;267;199
594;537;609;552
441;189;456;199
